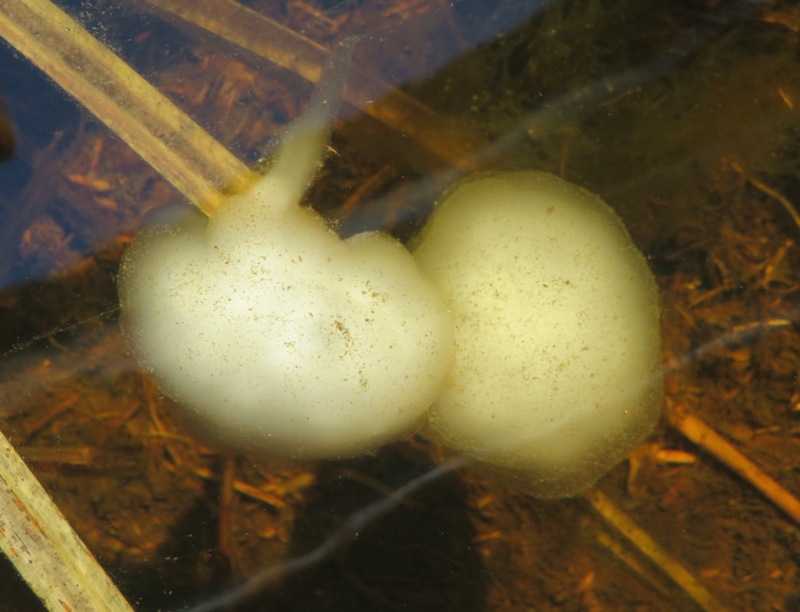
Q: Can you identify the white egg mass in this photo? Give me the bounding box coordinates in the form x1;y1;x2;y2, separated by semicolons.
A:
118;72;454;460
413;171;663;498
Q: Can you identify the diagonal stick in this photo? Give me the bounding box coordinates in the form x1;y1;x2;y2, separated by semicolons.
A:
0;426;133;611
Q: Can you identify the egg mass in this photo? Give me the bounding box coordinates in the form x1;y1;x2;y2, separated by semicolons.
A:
413;171;663;498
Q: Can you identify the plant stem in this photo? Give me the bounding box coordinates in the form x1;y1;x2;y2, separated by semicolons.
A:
0;0;251;216
0;426;133;611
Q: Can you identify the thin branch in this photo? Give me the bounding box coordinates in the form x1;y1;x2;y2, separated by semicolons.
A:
0;0;252;216
585;489;726;612
729;159;800;234
667;401;800;525
0;427;133;611
186;457;467;612
141;0;484;170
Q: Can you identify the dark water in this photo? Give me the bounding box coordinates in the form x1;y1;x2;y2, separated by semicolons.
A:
1;1;799;610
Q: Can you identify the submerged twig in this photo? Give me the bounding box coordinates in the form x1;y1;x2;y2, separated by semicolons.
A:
193;465;287;509
667;401;800;525
0;0;251;216
585;489;726;612
141;0;484;170
186;457;467;612
729;159;800;233
0;426;133;611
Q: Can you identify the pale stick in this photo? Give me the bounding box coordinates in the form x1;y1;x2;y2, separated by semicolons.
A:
668;401;800;525
0;0;251;216
142;0;484;169
585;488;726;612
0;427;133;611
